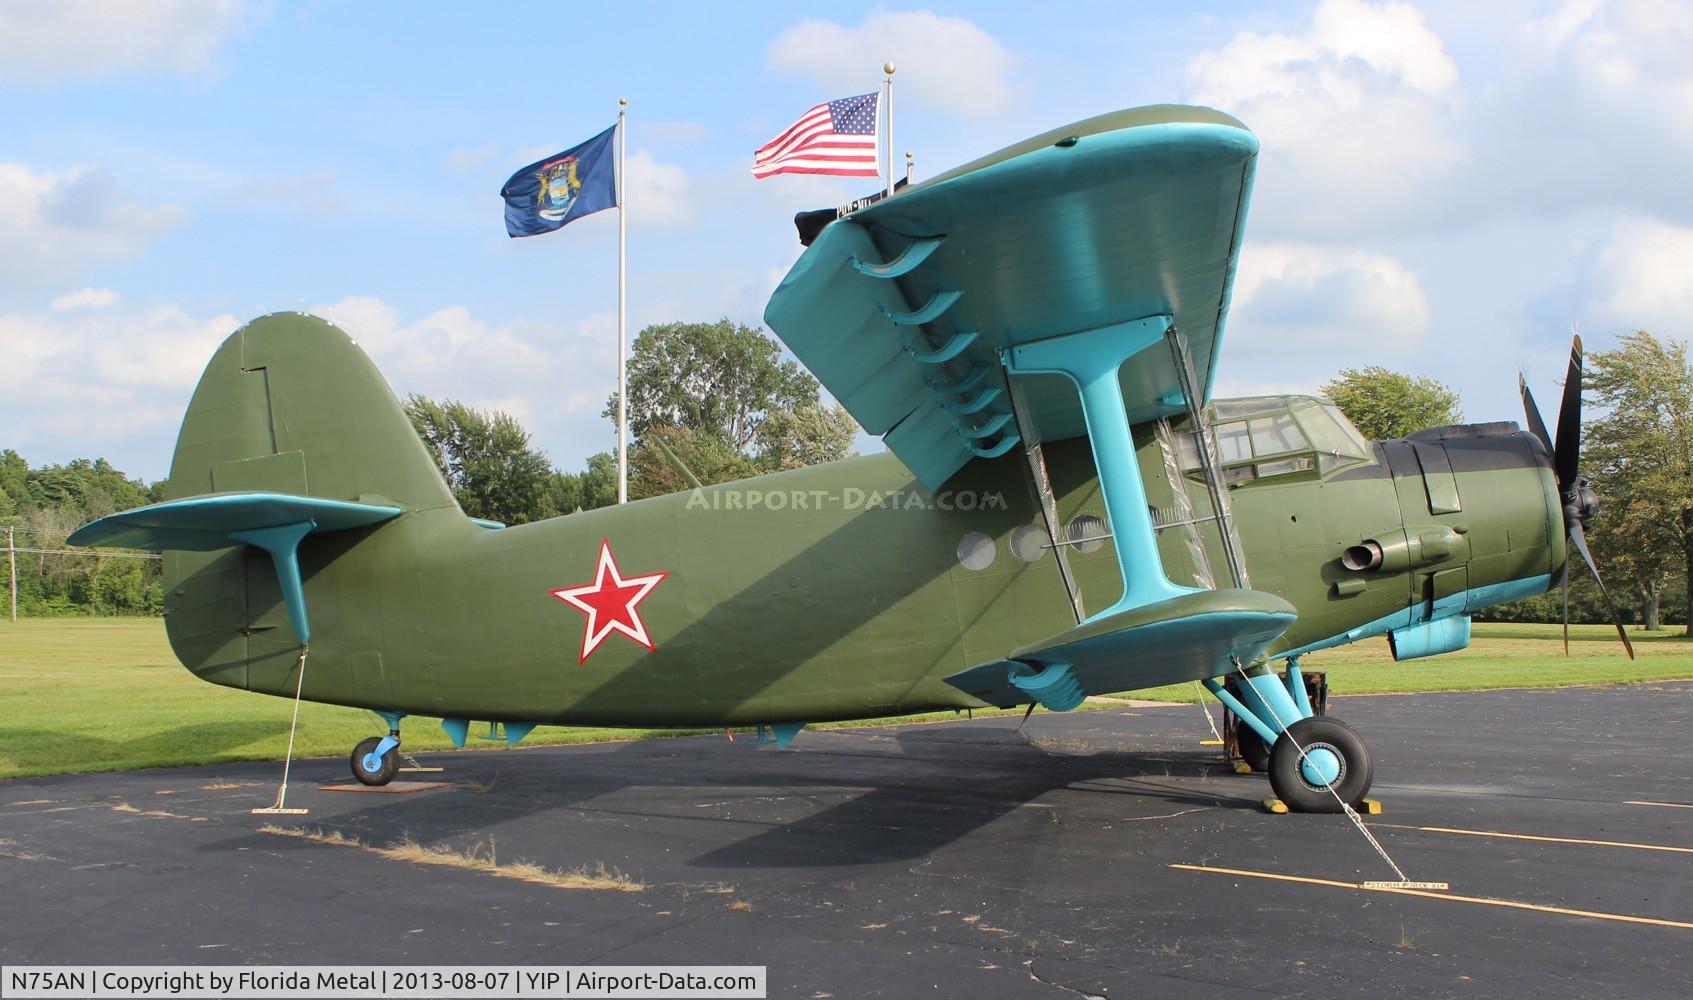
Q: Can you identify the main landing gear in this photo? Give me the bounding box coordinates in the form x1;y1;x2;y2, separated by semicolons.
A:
1266;716;1372;813
350;712;404;786
1205;657;1373;814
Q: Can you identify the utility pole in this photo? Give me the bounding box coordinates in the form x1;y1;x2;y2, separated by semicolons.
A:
7;525;15;623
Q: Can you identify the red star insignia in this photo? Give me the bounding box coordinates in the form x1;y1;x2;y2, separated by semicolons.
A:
548;538;669;664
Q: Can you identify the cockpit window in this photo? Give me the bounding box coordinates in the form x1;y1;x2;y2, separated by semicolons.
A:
1178;396;1374;486
1214;421;1250;464
1249;413;1308;456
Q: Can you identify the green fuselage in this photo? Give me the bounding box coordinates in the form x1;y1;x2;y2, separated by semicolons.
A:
170;412;1563;729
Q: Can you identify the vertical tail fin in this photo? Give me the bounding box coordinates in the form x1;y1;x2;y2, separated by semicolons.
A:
166;312;455;509
153;312;456;687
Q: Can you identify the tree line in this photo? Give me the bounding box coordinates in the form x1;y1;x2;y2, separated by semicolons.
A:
1;451;165;615
402;319;859;523
5;323;1691;633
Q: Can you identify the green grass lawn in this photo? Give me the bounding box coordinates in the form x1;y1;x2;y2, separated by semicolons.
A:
1;617;1688;780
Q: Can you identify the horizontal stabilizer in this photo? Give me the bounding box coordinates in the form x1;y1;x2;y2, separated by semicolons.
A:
67;492;401;552
68;492;402;645
945;589;1296;709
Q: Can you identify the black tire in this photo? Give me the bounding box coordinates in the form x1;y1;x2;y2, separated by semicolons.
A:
1267;717;1372;813
1236;720;1272;772
351;736;399;786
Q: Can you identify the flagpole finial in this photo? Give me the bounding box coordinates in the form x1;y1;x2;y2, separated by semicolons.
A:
619;97;628;107
884;61;896;76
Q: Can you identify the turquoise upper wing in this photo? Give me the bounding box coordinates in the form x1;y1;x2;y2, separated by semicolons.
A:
764;105;1258;490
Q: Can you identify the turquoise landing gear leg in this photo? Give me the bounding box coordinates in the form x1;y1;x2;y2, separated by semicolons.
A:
352;711;405;786
1205;666;1373;813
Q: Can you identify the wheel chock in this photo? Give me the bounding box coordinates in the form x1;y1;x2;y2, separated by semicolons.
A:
1359;798;1383;815
1261;797;1289;814
1233;761;1254;775
318;781;451;795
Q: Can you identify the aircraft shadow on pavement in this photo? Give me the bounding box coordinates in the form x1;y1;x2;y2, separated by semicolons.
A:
689;725;1248;868
246;718;1251;870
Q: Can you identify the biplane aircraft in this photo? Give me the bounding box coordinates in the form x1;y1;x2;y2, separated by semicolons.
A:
70;105;1630;812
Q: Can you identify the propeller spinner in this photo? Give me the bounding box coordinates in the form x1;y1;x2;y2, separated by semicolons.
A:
1519;335;1635;659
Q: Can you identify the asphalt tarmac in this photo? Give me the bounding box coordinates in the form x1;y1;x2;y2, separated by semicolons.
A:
3;682;1690;998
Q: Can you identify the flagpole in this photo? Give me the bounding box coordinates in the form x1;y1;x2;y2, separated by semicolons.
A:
883;62;895;198
617;97;629;505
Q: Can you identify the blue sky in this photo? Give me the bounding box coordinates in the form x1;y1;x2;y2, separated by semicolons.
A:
4;0;1691;482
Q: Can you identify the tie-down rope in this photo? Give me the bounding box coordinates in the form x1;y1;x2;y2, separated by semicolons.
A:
1231;659;1423;886
252;648;310;815
1192;682;1225;743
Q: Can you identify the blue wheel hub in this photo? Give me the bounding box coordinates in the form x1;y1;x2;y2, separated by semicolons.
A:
361;753;385;773
1299;743;1343;788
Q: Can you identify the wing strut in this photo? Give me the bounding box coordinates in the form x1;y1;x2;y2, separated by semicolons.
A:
1005;314;1194;617
1007;378;1086;623
1165;327;1250;589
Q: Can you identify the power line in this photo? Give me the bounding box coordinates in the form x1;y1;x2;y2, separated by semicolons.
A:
10;546;160;559
5;524;162;623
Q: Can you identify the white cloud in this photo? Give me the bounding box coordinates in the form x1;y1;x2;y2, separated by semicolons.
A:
1181;0;1693;239
87;306;242;389
1477;0;1693;218
1213;242;1433;399
766;11;1019;117
1583;216;1693;334
1186;0;1467;239
1230;242;1432;348
1190;0;1457;108
0;303;240;470
315;296;622;465
51;287;120;310
1517;0;1693;117
624;151;694;229
0;0;256;84
3;296;627;480
0;163;186;291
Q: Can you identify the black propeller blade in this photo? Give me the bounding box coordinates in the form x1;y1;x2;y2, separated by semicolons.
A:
1520;334;1636;660
1568;519;1635;660
1518;374;1554;458
1554;336;1585;495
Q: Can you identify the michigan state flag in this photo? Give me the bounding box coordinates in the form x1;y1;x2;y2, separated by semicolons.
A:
501;124;619;238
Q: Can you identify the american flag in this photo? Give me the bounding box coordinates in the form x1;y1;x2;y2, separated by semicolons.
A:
752;92;881;179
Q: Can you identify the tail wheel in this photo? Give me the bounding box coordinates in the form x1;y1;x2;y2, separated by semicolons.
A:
351;736;399;786
1267;717;1372;813
1235;720;1271;772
